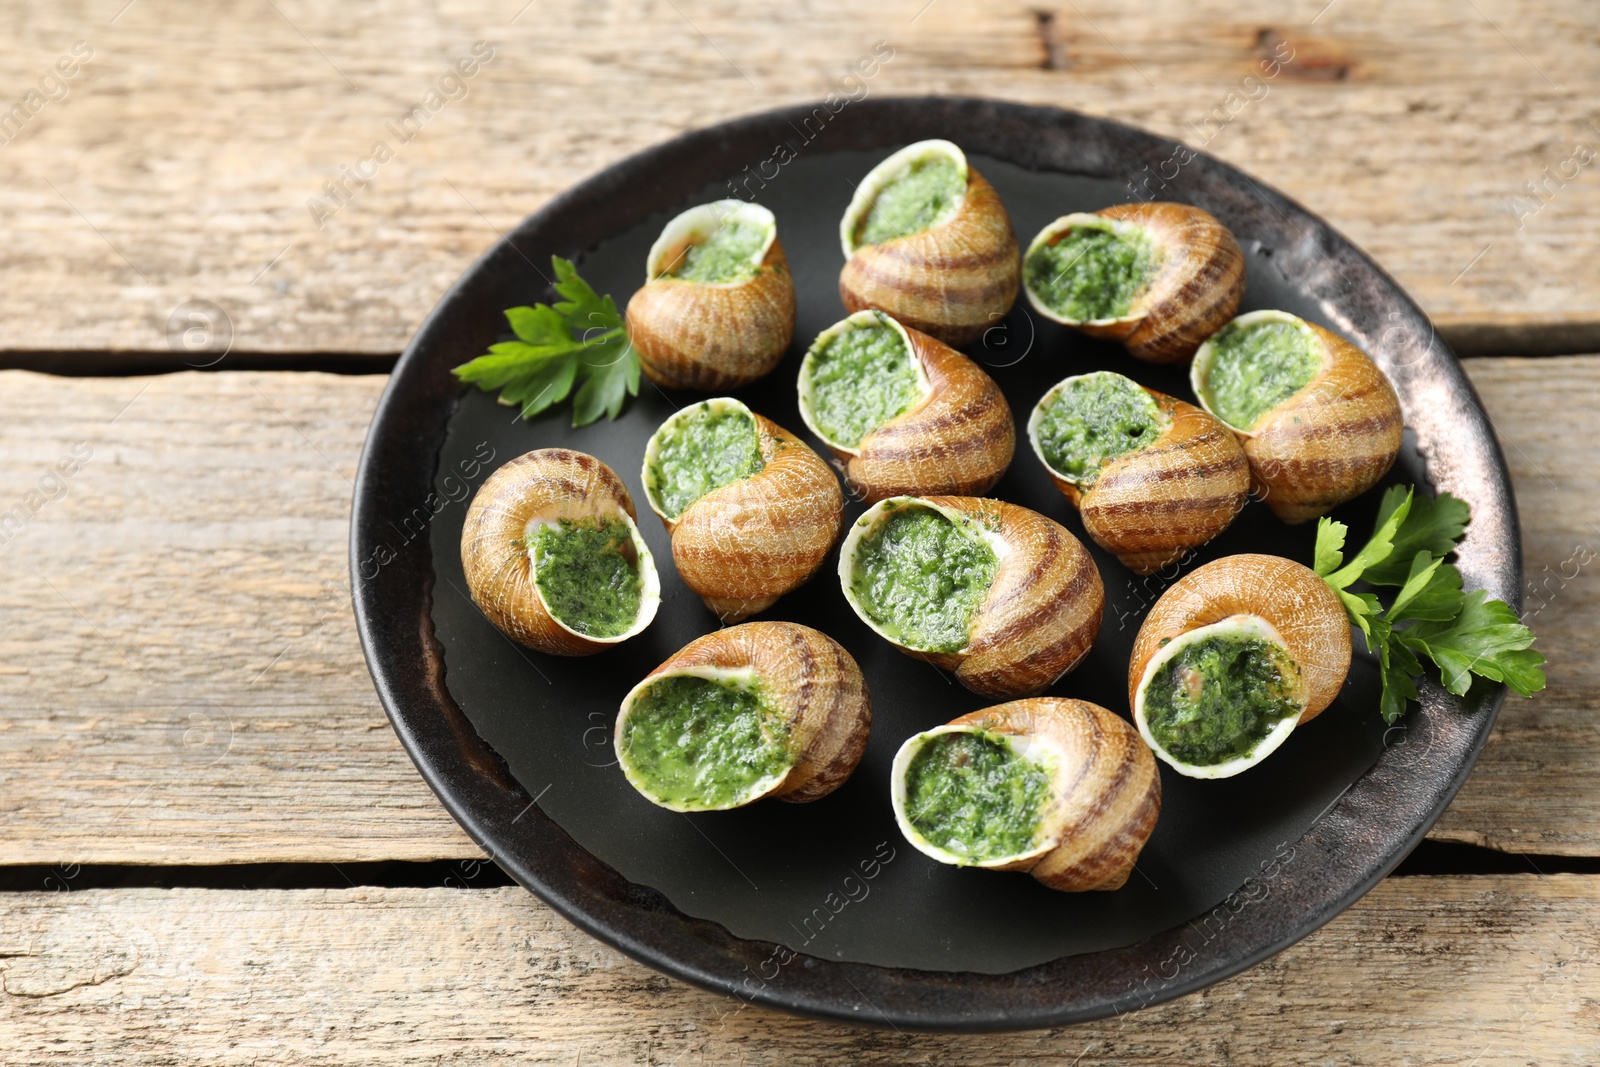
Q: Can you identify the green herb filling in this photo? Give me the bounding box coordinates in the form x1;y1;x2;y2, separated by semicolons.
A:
1202;318;1323;431
662;219;769;284
619;675;790;809
647;404;765;519
851;504;998;653
531;518;643;638
1024;223;1161;322
1142;634;1301;766
903;731;1051;861
1034;372;1167;485
855;155;966;247
804;318;923;448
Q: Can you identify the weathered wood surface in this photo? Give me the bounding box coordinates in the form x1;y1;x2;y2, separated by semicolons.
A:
0;359;1590;863
1;877;1596;1064
0;0;1597;358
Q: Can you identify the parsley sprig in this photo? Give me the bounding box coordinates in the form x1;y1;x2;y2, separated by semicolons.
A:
1314;486;1545;723
452;256;641;426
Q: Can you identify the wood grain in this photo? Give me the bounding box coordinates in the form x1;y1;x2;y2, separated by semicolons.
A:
0;360;1592;863
0;0;1597;359
0;877;1596;1064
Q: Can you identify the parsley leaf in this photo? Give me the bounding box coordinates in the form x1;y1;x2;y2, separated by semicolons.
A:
451;256;640;427
1316;485;1545;723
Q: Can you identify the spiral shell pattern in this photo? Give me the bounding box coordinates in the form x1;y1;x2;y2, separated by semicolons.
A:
648;405;844;622
839;143;1020;347
1032;384;1250;575
460;449;661;656
894;699;1161;891
617;622;871;807
1128;553;1351;724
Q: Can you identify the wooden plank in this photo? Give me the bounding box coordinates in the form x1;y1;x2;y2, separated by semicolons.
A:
1;877;1596;1063
0;360;1591;864
0;0;1597;358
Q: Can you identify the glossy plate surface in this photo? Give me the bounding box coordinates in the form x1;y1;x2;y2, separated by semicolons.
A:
352;97;1518;1030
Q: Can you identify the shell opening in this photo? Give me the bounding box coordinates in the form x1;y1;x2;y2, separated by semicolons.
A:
1133;614;1306;779
1191;310;1326;434
645;200;777;285
796;311;931;453
1021;213;1161;326
614;666;793;812
527;509;661;644
1026;371;1169;488
890;724;1058;868
839;139;969;256
641;397;765;521
838;497;1002;655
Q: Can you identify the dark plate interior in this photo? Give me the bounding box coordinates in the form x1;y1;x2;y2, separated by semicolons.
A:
353;98;1518;1028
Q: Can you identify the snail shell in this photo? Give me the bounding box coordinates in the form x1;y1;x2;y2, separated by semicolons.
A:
1022;202;1245;363
838;140;1020;347
614;622;871;811
460;449;661;655
1027;371;1250;575
797;311;1014;504
1192;310;1404;524
890;699;1160;891
1128;554;1351;777
642;397;844;622
624;200;796;390
839;496;1104;699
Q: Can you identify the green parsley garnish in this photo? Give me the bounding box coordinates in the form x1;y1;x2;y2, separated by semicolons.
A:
452;256;641;426
1315;485;1545;724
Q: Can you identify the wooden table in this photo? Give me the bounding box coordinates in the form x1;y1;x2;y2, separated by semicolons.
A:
2;1;1596;1062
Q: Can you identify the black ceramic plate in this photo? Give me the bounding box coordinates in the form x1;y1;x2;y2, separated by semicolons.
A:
352;98;1519;1030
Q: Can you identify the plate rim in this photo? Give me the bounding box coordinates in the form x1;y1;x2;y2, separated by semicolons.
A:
351;95;1518;1031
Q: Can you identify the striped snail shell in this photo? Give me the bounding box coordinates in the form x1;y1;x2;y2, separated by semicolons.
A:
624;200;796;390
838;140;1020;347
1022;202;1245;363
797;310;1014;504
460;449;661;656
1128;554;1352;778
614;622;871;812
891;698;1160;891
839;496;1104;699
1191;310;1404;523
1027;370;1250;574
641;397;844;622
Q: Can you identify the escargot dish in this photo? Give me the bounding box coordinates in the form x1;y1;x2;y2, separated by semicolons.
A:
838;139;1020;346
624;199;796;390
891;699;1160;891
797;310;1014;502
1191;310;1404;523
615;622;871;812
642;397;844;621
1022;202;1245;363
839;496;1103;699
1028;371;1250;574
1128;554;1352;778
461;449;661;655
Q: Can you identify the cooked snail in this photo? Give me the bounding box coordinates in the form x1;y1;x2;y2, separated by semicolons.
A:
839;496;1103;699
1028;370;1250;574
1022;202;1245;363
460;449;661;655
797;310;1014;503
624;200;796;390
891;698;1160;891
614;622;871;811
838;139;1020;347
1128;554;1351;778
641;397;843;621
1191;310;1403;523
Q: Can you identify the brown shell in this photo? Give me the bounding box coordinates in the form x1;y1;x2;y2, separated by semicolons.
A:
1040;388;1250;575
1234;324;1404;524
852;497;1104;699
945;699;1161;891
460;449;658;656
840;167;1020;347
832;325;1015;504
1127;554;1351;723
625;239;796;390
620;622;871;806
660;414;845;622
1027;203;1245;364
